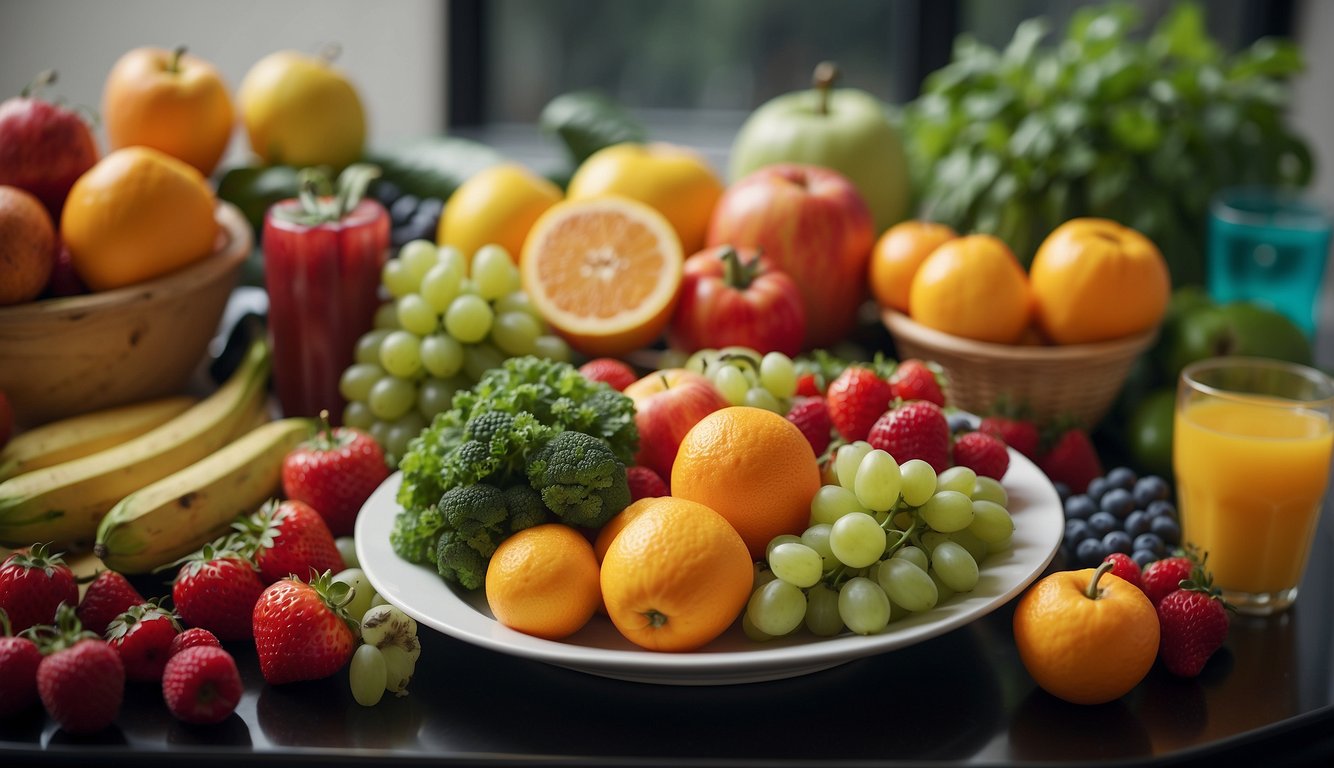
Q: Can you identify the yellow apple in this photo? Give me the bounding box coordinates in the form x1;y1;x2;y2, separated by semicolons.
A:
238;48;366;170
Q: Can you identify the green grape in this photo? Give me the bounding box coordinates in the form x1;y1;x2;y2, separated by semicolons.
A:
417;376;462;419
349;644;387;706
382;644;419;695
988;534;1014;555
892;545;930;572
969;500;1014;544
420;333;465;378
929;569;957;604
463;342;506;382
368;376;416;421
752;563;778;593
719;347;762;378
891;510;914;530
471;244;521;300
355;329;392;365
853;449;901;512
800;523;837;571
759;352;796;399
379;330;424;379
343;400;374;430
765;534;803;561
420;260;464;312
919;530;950;553
950;528;991;565
742;611;774;642
920;490;974;533
838;577;891;635
335;536;359;568
829;512;887;568
385;411;427;459
835;441;873;489
333;568;376;624
491;311;541;356
931;541;979;593
444;294;494;344
684;348;721;375
899;459;938;507
361;604;420;649
809;484;867;525
746;579;806;636
398;239;439;283
713;366;750;405
437;244;468;279
370;592;389;608
971;476;1008;506
381;258;416;299
532;334;571;362
768;542;822;588
373;302;401;330
742;387;784;413
340;363;385;402
877;557;938;613
937;465;978;495
492;290;541;321
803;583;844;637
395;294;438;336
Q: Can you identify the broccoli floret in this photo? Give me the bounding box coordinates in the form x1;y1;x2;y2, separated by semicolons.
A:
438;483;507;538
432;484;512;589
464;411;516;445
526;431;631;528
435;530;489;590
502;483;548;533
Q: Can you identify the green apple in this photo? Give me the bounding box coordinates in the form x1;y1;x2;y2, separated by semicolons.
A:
728;62;910;233
1128;387;1176;479
1162;300;1313;378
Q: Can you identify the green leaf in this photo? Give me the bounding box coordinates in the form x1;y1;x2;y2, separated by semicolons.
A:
1229;38;1305;80
539;90;648;168
1149;3;1219;64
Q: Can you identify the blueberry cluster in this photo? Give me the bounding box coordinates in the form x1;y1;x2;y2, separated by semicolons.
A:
370;179;445;248
1058;466;1180;569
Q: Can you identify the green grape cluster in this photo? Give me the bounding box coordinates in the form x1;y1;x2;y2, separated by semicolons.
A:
683;346;797;414
339;240;573;459
745;442;1016;640
332;567;423;707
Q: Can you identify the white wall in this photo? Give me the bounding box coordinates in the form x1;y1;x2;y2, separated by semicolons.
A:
1293;0;1334;208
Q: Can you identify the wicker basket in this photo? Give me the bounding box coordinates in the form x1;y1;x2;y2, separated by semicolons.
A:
882;309;1156;427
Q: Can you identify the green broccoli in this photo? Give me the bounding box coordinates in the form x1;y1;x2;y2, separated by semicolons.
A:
435;530;489;590
439;483;507;537
432;484;510;589
502;483;548;533
526;430;631;528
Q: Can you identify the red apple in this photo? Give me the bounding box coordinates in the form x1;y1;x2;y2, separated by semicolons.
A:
624;369;728;481
706;163;875;349
0;71;100;222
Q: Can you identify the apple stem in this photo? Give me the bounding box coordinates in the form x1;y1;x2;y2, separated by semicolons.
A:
21;69;57;99
168;45;187;74
719;246;760;290
813;61;839;116
1085;560;1115;600
319;42;343;64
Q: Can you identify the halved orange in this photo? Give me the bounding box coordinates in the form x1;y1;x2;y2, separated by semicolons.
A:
520;196;684;357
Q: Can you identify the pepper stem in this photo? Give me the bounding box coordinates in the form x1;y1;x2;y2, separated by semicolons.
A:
1085;560;1115;600
719;246;761;290
813;61;838;116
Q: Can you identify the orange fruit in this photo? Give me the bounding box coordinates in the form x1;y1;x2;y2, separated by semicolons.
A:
438;162;562;262
593;497;659;564
670;406;821;559
600;496;753;652
0;185;55;305
237;49;366;170
1029;218;1171;345
61;146;219;292
520;196;684;357
869;220;956;314
566;142;723;254
484;523;602;641
908;233;1032;344
1013;563;1160;705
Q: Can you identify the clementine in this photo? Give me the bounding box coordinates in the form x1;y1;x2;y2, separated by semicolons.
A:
438;162;562;263
0;185;55;305
869;220;957;313
593;496;659;564
600;496;753;652
671;406;821;559
484;523;602;641
908;234;1032;344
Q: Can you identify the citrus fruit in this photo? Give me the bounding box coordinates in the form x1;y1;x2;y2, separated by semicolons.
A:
438;162;561;263
1013;563;1160;705
600;496;753;652
60;146;219;292
0;185;55;305
869;220;956;314
484;523;602;641
237;49;366;170
670;406;821;559
1029;218;1170;345
566;142;723;255
908;234;1032;344
520;196;684;357
593;496;658;564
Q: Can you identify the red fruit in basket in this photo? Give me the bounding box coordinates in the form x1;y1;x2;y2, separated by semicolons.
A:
168;627;221;659
252;572;357;685
172;545;265;641
105;601;181;682
626;465;669;501
888;359;945;407
282;417;389;537
786;396;833;457
0;543;79;633
1141;555;1196;607
77;570;145;637
243;499;345;585
1157;584;1230;678
0;608;42;717
979;415;1041;460
1102;552;1143;590
34;605;124;734
867;400;951;473
826;366;894;442
0;71;100;222
578;357;638;392
1037;427;1103;494
162;645;242;724
952;431;1010;480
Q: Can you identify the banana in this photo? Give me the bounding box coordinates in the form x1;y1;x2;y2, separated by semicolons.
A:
0;396;199;481
95;417;315;574
0;340;272;550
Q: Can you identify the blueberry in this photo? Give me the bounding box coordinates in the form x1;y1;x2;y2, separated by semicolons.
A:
1103;530;1133;554
1064;494;1097;521
1087;511;1119;537
390;194;420;224
415;197;445;220
371;178;403;205
1100;488;1135;519
1075;538;1110;568
1106;466;1138;490
1150;515;1182;545
947;412;979;434
1123;510;1149;537
1065;519;1093;544
1145;499;1177;519
1053;482;1073;503
1134;532;1166;556
1131;549;1158;568
1133;475;1171;507
1086;476;1109;502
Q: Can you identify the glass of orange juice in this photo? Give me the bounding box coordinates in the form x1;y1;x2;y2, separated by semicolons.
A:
1174;357;1334;615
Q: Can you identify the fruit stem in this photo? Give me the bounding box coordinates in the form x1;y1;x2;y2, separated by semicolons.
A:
1085;560;1115;600
168;45;187;74
284;164;381;226
719;246;760;290
813;61;838;116
21;69;56;99
642;609;669;629
319;42;343;64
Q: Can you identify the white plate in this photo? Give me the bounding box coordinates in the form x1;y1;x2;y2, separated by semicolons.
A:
356;450;1063;686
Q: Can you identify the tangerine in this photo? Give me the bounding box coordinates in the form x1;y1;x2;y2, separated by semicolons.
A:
600;496;753;652
0;185;55;305
438;162;562;263
484;523;602;641
908;234;1032;344
671;406;821;559
869;220;956;314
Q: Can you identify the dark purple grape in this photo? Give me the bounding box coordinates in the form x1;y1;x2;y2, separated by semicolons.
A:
390;194;420;224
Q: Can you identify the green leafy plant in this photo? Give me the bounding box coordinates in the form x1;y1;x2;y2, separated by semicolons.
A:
900;2;1313;286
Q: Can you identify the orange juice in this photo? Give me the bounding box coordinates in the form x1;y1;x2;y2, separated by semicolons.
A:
1174;397;1333;595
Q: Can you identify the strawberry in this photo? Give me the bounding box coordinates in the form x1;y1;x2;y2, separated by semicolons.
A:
252;571;357;685
626;465;669;501
281;416;390;537
168;627;221;659
578;357;638;391
240;499;346;585
0;608;42;717
1102;552;1143;590
1157;573;1231;678
32;604;124;733
1037;427;1103;494
105;601;181;682
952;430;1010;480
794;372;822;397
888;359;946;407
161;645;242;724
0;543;79;633
785;395;833;457
172;544;266;641
76;570;145;636
1141;555;1196;606
978;415;1041;460
825;366;894;442
866;400;952;473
